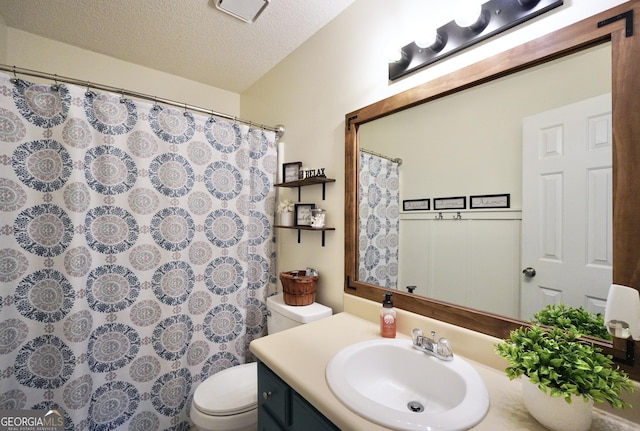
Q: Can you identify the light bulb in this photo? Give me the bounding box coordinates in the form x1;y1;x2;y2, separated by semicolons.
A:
415;29;439;49
387;46;403;63
455;3;483;28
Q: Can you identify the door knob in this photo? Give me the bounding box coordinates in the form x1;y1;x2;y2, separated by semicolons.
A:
522;267;536;278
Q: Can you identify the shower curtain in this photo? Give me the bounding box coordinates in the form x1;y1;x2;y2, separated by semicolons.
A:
358;152;399;288
0;73;277;430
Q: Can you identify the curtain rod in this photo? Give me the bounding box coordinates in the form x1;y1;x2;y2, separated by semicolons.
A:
0;64;284;138
360;147;403;165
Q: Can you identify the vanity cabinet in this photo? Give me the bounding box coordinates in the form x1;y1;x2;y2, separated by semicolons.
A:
258;361;339;431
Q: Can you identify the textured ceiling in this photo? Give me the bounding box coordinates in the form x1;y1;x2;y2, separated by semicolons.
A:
0;0;356;93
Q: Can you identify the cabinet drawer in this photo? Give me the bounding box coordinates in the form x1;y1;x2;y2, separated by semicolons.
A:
258;361;290;426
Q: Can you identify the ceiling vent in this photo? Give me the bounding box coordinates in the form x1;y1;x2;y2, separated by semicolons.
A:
215;0;269;23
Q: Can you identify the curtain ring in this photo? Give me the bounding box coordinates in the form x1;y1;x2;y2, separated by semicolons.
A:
51;74;59;91
183;103;189;117
152;96;160;111
10;66;18;84
208;110;215;123
85;81;94;97
120;88;126;103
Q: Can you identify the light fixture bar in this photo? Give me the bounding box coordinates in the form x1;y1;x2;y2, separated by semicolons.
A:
389;0;564;81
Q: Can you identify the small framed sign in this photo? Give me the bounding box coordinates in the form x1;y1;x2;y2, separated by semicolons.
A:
470;193;511;209
433;196;466;210
403;199;430;211
294;203;316;226
282;162;302;183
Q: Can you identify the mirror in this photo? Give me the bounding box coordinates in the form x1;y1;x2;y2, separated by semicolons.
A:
344;2;640;380
357;43;611;321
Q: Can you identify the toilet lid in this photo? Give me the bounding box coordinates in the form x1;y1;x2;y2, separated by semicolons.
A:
193;362;257;415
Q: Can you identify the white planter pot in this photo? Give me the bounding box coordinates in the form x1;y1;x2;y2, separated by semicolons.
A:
279;211;294;227
521;378;593;431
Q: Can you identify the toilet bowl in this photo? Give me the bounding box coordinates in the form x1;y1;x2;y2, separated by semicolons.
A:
189;293;332;431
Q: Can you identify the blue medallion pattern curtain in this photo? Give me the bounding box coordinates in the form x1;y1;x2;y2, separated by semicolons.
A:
0;73;277;430
358;152;399;288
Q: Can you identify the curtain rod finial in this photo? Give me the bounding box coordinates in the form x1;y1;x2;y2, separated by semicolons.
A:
275;124;285;139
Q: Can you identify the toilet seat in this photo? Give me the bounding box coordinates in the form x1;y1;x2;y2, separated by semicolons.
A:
193;362;258;416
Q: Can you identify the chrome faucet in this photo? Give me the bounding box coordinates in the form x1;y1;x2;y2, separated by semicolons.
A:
411;328;454;361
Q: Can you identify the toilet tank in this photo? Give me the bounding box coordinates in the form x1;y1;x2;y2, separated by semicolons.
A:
266;293;332;334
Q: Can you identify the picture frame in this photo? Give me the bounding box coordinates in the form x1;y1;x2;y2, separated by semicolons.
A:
433;196;466;210
282;161;302;183
470;193;511;209
403;199;430;211
294;203;316;226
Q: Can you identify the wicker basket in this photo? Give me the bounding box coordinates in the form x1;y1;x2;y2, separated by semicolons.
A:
279;270;318;306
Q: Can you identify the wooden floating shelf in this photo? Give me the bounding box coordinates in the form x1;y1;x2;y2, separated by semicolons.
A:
275;177;336;200
274;225;335;246
274;225;335;231
274;177;336;188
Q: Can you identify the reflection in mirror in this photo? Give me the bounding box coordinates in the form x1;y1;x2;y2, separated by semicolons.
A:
358;150;401;288
358;43;611;322
345;1;640;380
532;303;612;341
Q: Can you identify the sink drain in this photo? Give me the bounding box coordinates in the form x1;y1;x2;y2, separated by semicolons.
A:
407;401;424;413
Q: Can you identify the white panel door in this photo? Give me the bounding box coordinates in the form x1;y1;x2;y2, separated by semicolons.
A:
521;94;612;320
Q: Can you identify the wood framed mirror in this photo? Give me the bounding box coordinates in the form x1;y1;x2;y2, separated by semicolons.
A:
344;1;640;380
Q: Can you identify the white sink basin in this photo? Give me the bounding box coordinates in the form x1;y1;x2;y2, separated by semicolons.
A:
326;338;489;431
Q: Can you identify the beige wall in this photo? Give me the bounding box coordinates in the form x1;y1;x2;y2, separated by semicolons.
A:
4;28;239;113
0;12;6;63
241;0;629;313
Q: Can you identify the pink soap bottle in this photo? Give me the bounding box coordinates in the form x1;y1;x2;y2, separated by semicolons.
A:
380;292;396;338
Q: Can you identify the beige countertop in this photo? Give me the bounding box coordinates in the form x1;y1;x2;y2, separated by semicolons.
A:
249;312;638;431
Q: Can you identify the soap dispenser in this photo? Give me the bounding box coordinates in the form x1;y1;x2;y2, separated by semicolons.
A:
380;292;396;338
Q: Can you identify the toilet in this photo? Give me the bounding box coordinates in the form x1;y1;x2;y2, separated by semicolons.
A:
189;293;332;431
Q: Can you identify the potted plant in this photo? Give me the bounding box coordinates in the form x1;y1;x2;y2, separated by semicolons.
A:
495;325;633;431
532;303;611;340
277;199;295;226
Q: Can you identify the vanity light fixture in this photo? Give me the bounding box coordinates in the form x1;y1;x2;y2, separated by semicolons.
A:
389;0;564;81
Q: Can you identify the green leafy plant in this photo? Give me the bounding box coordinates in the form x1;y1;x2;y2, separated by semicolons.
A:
495;325;633;408
532;303;611;340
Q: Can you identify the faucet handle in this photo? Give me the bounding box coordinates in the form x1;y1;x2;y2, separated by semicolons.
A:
437;337;453;358
412;328;423;345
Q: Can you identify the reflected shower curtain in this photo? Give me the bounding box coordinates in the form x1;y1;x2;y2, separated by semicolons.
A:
0;73;277;430
358;152;399;288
